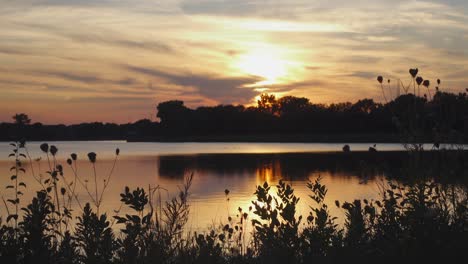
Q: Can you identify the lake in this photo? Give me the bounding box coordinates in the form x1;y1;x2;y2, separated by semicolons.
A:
0;141;447;230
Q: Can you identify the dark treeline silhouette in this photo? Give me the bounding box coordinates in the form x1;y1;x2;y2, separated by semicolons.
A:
152;91;467;142
1;91;467;142
155;96;393;138
0;118;159;141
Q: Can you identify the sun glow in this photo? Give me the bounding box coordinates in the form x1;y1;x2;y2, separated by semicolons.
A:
235;48;289;85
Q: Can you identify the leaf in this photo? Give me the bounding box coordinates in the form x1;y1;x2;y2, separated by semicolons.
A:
11;175;17;180
8;153;14;157
19;182;26;188
6;185;14;189
6;214;18;223
19;154;26;158
113;216;127;224
251;219;261;226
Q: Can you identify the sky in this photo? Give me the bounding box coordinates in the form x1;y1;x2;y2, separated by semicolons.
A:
1;0;467;124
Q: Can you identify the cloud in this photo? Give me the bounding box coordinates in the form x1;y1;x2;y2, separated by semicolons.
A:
305;66;322;71
126;65;263;103
27;69;143;88
180;0;282;17
40;71;104;84
0;46;34;55
444;69;468;80
345;71;379;79
340;56;382;64
6;0;161;8
254;80;326;93
13;22;176;54
116;78;138;86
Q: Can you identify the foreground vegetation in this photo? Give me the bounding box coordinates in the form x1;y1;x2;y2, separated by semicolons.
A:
0;140;467;263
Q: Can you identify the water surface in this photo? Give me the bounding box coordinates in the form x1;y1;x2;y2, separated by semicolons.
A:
0;141;426;230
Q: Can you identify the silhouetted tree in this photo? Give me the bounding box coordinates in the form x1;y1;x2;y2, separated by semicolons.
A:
156;100;191;133
350;99;380;114
278;96;310;116
12;113;31;126
257;93;279;115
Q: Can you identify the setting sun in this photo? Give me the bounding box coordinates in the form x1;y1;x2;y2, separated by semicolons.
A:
235;48;289;85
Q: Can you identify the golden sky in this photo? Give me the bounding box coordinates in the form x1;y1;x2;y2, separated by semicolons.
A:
1;0;467;124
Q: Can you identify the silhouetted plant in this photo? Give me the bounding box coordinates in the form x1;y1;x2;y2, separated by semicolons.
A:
113;187;152;264
20;190;56;263
75;203;115;264
0;132;467;263
250;180;302;262
4;141;28;233
302;177;342;258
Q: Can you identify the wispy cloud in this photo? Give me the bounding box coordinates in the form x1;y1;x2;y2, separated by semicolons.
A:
126;65;263;104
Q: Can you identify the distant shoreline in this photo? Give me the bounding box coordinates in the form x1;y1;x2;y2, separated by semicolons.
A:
2;133;465;144
127;133;402;143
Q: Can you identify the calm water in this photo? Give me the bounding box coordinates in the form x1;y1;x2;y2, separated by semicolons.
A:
0;141;429;230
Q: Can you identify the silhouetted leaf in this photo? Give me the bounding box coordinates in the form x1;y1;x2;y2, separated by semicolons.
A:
6;214;18;222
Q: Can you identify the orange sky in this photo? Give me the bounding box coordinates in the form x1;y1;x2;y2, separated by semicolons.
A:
1;0;468;124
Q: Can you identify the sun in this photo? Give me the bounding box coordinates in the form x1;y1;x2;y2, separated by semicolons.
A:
235;48;288;85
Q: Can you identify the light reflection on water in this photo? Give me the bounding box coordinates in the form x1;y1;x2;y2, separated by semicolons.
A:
0;148;397;230
0;141;411;161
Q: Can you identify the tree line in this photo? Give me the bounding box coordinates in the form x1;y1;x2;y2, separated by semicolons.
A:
1;91;467;142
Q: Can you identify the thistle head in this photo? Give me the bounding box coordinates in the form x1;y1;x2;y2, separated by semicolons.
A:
409;68;418;78
377;76;383;84
87;152;97;163
423;80;430;87
416;76;423;85
50;145;58;156
40;143;49;153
